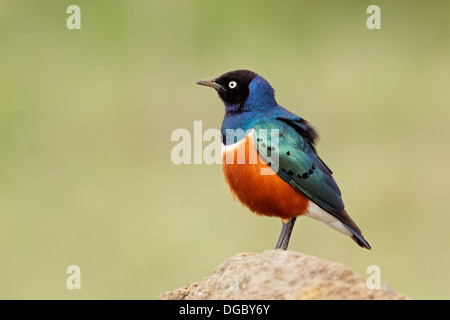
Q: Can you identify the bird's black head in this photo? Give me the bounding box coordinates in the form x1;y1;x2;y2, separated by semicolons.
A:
196;70;258;107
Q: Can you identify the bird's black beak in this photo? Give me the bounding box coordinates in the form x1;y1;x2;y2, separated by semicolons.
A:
196;78;224;91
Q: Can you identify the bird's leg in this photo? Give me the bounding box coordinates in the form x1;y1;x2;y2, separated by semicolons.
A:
275;217;297;250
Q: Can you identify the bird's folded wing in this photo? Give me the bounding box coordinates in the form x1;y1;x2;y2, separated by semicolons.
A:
253;118;345;216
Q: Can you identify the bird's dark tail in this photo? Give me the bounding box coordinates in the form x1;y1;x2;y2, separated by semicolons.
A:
331;209;371;250
345;224;371;250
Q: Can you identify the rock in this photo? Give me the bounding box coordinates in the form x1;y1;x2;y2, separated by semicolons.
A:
159;250;408;300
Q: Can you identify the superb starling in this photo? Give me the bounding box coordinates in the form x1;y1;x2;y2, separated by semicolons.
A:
196;70;371;250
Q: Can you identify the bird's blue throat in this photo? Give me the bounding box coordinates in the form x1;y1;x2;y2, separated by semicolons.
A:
221;76;277;145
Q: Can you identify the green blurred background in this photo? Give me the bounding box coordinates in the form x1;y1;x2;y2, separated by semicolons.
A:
0;0;449;299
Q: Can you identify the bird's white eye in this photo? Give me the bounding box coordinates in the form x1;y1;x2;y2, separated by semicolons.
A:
228;81;237;89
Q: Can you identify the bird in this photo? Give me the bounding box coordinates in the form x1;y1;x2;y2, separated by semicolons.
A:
196;70;371;250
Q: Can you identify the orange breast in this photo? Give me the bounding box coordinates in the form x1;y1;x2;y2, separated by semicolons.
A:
222;134;309;220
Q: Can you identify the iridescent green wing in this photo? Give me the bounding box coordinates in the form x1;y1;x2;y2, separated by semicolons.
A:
253;118;344;215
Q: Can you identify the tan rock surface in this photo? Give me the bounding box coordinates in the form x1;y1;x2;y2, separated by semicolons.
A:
159;250;408;300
